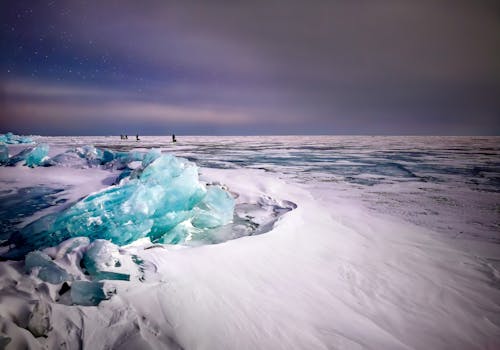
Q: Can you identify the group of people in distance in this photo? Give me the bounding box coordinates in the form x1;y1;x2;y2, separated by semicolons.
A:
120;134;177;142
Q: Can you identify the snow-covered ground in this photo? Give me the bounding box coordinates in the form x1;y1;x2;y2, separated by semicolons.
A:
0;136;499;349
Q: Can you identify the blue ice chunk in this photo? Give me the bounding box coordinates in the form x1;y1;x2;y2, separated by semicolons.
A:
0;144;8;164
9;152;235;253
25;144;49;167
52;155;208;245
76;145;100;159
76;145;103;167
82;240;130;281
3;144;50;167
70;280;111;306
0;132;33;144
25;251;71;284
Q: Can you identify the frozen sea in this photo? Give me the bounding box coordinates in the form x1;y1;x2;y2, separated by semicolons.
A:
0;135;499;349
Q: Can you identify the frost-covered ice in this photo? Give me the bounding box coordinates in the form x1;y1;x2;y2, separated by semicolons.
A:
0;135;499;349
25;250;71;284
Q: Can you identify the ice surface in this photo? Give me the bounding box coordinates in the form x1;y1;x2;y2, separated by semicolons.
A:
0;132;33;144
9;153;234;254
24;251;71;284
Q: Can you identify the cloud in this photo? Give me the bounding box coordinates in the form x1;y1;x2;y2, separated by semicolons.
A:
1;0;499;134
1;78;258;133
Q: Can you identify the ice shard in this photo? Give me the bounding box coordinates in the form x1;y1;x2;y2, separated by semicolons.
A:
25;251;71;284
3;144;50;167
25;144;50;167
192;186;235;229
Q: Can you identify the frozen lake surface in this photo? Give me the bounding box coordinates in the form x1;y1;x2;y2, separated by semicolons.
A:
0;135;499;349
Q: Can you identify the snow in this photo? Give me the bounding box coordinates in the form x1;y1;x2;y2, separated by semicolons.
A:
0;135;499;349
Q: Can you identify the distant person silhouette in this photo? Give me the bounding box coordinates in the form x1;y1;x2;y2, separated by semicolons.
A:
120;134;123;140
172;134;176;143
136;133;140;141
125;134;128;139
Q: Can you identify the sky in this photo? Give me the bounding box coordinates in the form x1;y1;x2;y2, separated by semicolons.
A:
0;0;499;136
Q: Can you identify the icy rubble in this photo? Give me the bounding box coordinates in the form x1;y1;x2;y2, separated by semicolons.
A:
0;132;33;144
22;237;141;306
0;143;161;169
48;145;159;170
0;143;50;167
9;152;235;257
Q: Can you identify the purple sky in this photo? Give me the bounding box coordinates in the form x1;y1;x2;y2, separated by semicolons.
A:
1;0;499;135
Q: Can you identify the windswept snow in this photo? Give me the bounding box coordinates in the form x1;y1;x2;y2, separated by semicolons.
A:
0;136;499;349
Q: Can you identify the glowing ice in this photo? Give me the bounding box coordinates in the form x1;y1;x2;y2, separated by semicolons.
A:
25;144;50;167
192;186;235;229
13;153;235;253
3;144;50;167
